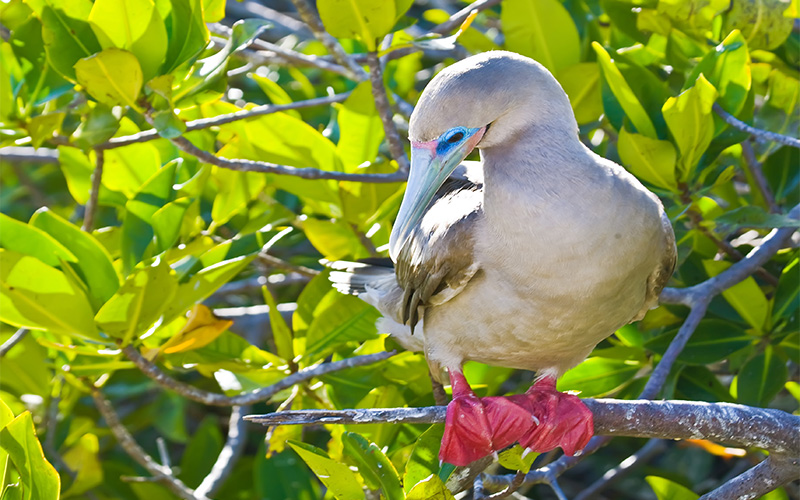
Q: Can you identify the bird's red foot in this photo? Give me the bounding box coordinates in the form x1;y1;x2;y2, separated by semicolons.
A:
439;371;494;466
518;377;594;456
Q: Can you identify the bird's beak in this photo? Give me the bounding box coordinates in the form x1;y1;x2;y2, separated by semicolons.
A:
389;126;485;260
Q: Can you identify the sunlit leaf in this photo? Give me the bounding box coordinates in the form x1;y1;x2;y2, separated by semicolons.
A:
318;0;395;51
342;432;403;500
0;412;60;500
662;75;718;180
646;476;698;500
557;357;640;397
74;49;143;108
406;474;455;500
159;304;232;354
617;126;678;190
502;0;580;74
288;441;365;500
737;345;787;407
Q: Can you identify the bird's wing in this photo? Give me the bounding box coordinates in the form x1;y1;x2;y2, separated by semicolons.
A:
394;172;483;330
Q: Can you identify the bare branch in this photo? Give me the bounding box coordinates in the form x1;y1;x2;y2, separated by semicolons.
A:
573;439;667;500
81;149;103;232
0;146;59;164
640;300;710;399
481;470;526;499
742;140;780;213
195;405;249;498
430;0;502;35
245;398;800;455
94;93;350;150
366;52;411;174
122;344;396;406
714;103;800;149
91;389;208;500
289;0;367;80
257;252;320;277
699;455;799;500
0;328;29;358
167;133;406;183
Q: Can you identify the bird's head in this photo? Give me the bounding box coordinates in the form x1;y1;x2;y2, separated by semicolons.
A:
390;51;577;259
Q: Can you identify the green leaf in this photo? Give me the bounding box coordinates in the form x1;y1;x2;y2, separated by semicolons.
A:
558;63;603;125
497;445;537;473
262;286;294;361
251;73;301;118
686;30;751;117
88;0;167;81
305;292;379;358
645;320;753;365
34;0;102;82
29;208;120;307
593;42;658;138
210;157;266;226
178;416;223;488
646;476;698;500
502;0;580;74
162;0;209;73
723;0;794;50
617;126;678;190
662;75;718;180
61;433;102;497
254;447;319;500
406;474;455;500
58;147;128;206
318;0;395;51
0;249;99;339
94;259;178;344
288;441;365;500
557;357;639;397
0;212;77;267
676;366;733;403
26;112;64;148
0;397;13;492
403;425;444;494
737;345;787;407
74;48;143;108
152;109;186;139
72;104;120;148
151;197;192;253
342;432;403;500
336;81;384;171
703;260;768;331
0;412;60;500
773;257;799;323
303;218;369;261
161;254;256;324
202;0;225;23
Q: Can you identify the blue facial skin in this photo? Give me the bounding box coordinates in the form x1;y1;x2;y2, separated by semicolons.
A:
436;127;470;155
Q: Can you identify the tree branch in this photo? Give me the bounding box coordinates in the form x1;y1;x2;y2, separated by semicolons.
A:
244;399;800;456
713;103;800;149
0;328;28;358
81;149;103;232
366;52;411;174
698;455;799;500
91;389;208;500
289;0;366;80
195;405;248;497
0;146;59;163
573;439;667;500
122;344;396;406
742;140;780;213
430;0;502;35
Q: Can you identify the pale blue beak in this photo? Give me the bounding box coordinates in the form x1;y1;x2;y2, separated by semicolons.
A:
389;126;485;260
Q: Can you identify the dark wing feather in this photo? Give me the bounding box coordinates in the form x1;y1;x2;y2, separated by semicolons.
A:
394;173;483;330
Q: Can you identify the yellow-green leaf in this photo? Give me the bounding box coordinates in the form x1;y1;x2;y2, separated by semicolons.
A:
502;0;580;74
703;260;768;331
318;0;396;51
662;75;718;180
75;49;143;108
0;412;60;500
617;126;678;190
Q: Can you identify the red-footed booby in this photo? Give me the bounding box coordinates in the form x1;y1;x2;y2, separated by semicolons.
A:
330;51;676;466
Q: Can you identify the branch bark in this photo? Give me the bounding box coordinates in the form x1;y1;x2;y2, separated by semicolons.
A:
244;399;800;456
366;52;411;174
91;389;208;500
713;103;800;149
122;344;396;406
195;405;249;497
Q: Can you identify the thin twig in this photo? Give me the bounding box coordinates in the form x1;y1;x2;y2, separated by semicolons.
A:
195;405;249;497
713;103;800;149
245;399;800;456
122;344;396;406
92;93;350;150
257;252;320;277
698;455;799;500
485;470;526;499
0;146;59;163
430;0;502;34
167;134;406;183
742;140;780;213
9;162;48;207
0;328;28;358
573;439;667;500
91;389;208;500
289;0;366;80
366;52;411;174
81;150;103;232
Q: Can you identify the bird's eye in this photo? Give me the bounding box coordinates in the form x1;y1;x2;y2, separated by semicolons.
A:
447;132;465;144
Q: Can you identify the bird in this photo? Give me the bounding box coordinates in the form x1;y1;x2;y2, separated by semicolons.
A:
329;50;676;467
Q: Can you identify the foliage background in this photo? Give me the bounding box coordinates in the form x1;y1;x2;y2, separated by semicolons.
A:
0;0;798;498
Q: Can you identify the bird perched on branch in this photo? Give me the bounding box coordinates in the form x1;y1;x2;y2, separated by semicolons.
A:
330;51;676;466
